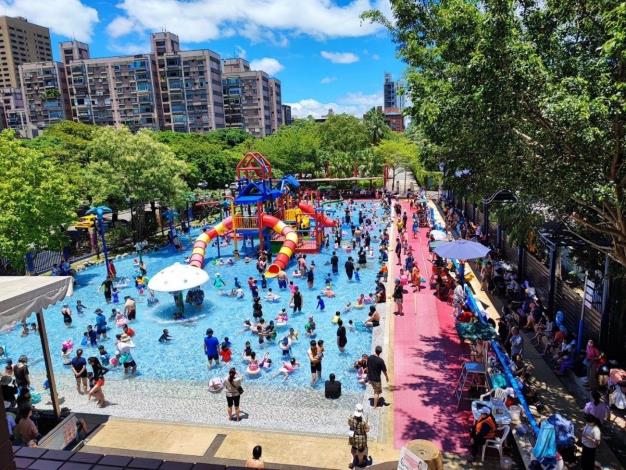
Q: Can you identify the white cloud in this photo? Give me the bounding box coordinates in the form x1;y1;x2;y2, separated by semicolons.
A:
250;57;284;76
372;53;380;60
288;92;382;118
106;0;390;43
106;17;137;38
0;0;99;42
321;51;359;64
321;76;337;84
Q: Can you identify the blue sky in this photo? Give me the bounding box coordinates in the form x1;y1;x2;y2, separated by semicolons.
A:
0;0;406;118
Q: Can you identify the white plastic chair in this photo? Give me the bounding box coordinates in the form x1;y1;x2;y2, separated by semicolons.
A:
479;387;509;405
481;425;510;461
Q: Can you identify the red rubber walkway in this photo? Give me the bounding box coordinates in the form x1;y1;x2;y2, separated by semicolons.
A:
392;201;467;453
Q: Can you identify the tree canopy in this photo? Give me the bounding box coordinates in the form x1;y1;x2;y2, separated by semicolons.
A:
0;130;78;269
364;0;626;266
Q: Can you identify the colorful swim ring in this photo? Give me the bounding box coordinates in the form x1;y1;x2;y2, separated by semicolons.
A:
353;303;365;309
62;340;73;350
265;296;281;303
116;317;128;328
246;364;261;376
208;377;224;393
275;320;288;328
109;356;119;366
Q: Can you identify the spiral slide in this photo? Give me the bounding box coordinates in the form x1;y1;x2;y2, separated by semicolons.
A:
297;202;337;227
189;215;298;277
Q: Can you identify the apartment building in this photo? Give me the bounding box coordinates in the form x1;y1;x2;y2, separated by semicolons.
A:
268;77;283;133
18;61;71;137
383;72;406;112
0;16;52;89
222;58;272;137
281;104;292;126
0;87;26;136
151;32;224;132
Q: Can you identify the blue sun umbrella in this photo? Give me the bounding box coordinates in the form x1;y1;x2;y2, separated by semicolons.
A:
433;239;490;260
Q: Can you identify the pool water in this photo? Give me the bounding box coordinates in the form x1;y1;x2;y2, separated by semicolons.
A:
1;201;389;391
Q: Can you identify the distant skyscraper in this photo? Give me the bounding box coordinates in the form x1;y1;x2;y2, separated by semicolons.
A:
0;16;52;89
268;78;283;132
383;73;406;111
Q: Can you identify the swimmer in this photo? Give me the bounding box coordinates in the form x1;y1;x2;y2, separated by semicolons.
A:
219;342;232;362
247;352;260;374
213;273;226;289
240;319;254;333
276;308;289;323
244;256;252;263
76;300;87;315
324;273;332;286
243;341;253;361
324;287;335;298
356;294;365;307
354;268;361;282
288;328;299;342
159;329;172;342
274;358;299;381
265;288;280;302
364;293;373;304
147;290;159;306
343;303;352;313
234;277;242;289
316;295;325;311
305;316;316;336
226;258;234;266
348;319;355;332
292;269;302;278
235;287;245;299
332;311;341;324
259;352;272;369
279;336;292;356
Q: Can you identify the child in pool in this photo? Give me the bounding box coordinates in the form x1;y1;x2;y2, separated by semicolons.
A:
219;342;232;362
356;294;365;307
76;300;86;314
261;275;267;289
305;317;316;336
61;345;72;365
213;273;226;289
316;340;325;362
316;295;325;311
259;352;272;369
292;269;302;278
276;358;299;381
247;352;260;372
241;320;254;333
265;289;279;302
147;291;159;306
234;277;242;289
332;311;341;324
364;293;373;304
324;273;332;286
87;325;97;346
348;319;355;332
343;303;352;313
98;345;111;365
112;287;120;304
288;328;299;342
276;309;289;323
289;281;297;294
81;331;89;346
243;341;253;361
324;287;335;298
354;268;361;282
159;329;172;342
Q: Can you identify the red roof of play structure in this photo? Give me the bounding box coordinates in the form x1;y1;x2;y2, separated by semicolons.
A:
236;152;272;180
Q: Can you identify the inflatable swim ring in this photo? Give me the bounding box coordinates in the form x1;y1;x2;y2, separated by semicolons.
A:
109;356;118;366
246;364;261;376
275;320;288;328
353;303;365;309
208;377;224;393
265;295;281;303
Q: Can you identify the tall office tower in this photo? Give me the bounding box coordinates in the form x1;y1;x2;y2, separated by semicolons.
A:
64;53;160;131
281;104;292;126
268;77;283;132
0;16;52;89
18;61;71;137
383;72;396;110
222;58;272;137
151;32;224;132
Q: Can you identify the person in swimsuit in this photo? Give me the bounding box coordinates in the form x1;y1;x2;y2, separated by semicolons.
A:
101;278;113;303
308;340;322;385
87;357;108;407
337;319;348;352
61;305;72;326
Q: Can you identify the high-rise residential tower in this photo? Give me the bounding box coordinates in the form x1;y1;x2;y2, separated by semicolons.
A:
0;16;52;89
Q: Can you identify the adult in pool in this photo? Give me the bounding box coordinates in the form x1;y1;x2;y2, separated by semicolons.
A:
308;339;322;385
336;319;348;352
274;358;299;382
204;329;220;369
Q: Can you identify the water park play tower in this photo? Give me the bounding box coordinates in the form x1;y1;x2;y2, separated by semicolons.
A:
188;152;336;277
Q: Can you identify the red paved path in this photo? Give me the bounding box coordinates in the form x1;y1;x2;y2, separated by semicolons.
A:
392;201;467;453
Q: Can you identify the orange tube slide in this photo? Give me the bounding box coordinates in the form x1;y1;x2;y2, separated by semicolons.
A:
189;214;297;277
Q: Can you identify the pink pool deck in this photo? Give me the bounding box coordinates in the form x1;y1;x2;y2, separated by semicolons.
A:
392;201;468;453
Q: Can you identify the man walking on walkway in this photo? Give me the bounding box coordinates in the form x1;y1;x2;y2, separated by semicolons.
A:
367;345;389;407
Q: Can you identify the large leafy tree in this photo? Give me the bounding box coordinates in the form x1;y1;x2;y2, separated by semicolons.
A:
364;0;626;267
0;130;78;271
85;127;190;237
319;114;370;153
363;107;392;145
374;134;421;188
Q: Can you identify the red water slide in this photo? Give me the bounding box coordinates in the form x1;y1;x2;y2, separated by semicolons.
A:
297;202;337;227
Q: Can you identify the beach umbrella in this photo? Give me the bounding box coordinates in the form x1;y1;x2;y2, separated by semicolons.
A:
148;262;209;293
434;239;490;260
430;229;448;241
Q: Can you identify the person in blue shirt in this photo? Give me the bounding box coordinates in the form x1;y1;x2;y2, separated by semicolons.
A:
87;325;97;347
234;277;242;289
95;309;107;340
354;268;361;282
316;295;325;311
204;328;220;369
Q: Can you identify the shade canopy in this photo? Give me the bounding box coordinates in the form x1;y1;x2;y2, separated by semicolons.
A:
148;262;209;292
0;276;73;329
434;239;490;260
430;230;448;241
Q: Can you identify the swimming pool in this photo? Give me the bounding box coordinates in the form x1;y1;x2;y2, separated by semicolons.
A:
1;201;388;392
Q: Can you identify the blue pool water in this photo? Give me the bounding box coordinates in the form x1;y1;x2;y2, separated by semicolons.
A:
1;201;389;391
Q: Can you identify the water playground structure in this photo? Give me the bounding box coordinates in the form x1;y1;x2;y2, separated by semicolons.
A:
189;152;337;277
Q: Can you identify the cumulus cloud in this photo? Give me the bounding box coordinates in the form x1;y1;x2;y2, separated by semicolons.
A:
320;51;359;64
250;57;284;76
106;0;390;43
0;0;99;42
288;92;382;118
321;76;337;84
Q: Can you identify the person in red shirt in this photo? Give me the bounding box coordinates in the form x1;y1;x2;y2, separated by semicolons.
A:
457;308;474;323
122;324;135;338
220;343;232;362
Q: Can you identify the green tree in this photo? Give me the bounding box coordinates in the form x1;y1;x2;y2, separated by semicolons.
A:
363;107;392;145
0;130;78;271
84;127;190;237
374;135;421;188
364;0;626;267
319;114;370;153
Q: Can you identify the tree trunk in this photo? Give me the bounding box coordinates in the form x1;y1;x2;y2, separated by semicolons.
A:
135;205;147;240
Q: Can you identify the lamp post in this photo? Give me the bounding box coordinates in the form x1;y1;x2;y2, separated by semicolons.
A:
87;206;113;278
224;195;239;259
